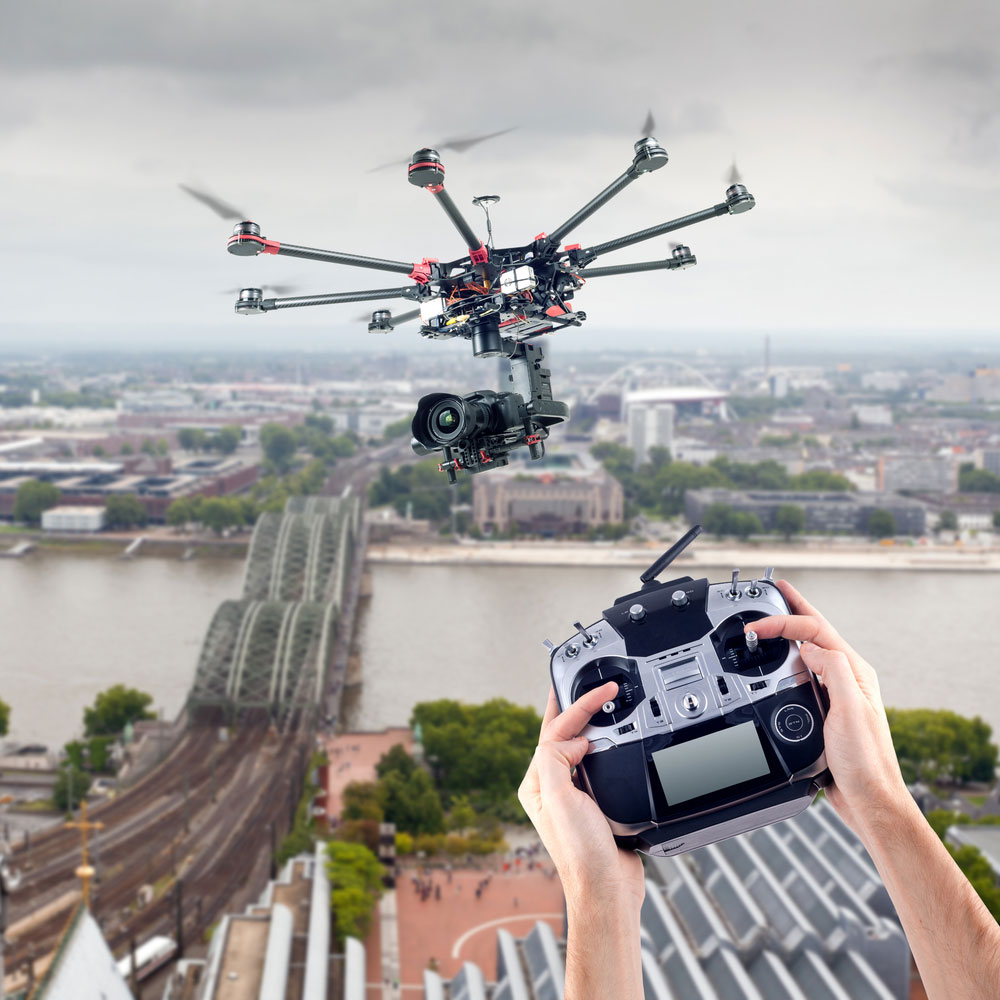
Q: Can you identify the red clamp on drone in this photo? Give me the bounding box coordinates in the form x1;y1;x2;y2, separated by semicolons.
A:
227;223;280;256
408;257;439;285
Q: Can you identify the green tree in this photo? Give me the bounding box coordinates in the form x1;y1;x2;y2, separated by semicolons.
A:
948;845;1000;922
260;423;298;473
937;509;959;532
375;743;417;782
447;794;477;833
120;442;134;456
886;708;998;784
326;840;384;946
0;696;9;736
13;479;61;525
177;427;205;451
198;497;244;535
958;464;1000;493
704;502;736;537
775;504;806;539
92;445;107;458
213;425;242;455
140;438;157;456
411;698;542;817
867;508;896;538
787;469;853;491
166;496;201;527
53;765;92;812
83;684;155;737
155;438;169;456
382;416;412;441
341;781;384;822
104;495;148;529
379;769;445;835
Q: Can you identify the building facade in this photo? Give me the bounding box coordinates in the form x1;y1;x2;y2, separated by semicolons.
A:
627;402;675;467
684;489;926;535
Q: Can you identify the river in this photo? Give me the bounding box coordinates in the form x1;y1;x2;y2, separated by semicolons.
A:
2;553;998;750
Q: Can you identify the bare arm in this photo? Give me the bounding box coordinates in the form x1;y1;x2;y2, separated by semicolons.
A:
518;683;645;1000
754;581;1000;1000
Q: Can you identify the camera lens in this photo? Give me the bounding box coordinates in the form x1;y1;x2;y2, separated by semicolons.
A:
436;407;459;431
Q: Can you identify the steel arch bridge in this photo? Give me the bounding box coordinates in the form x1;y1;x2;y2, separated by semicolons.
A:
188;495;361;722
581;357;722;404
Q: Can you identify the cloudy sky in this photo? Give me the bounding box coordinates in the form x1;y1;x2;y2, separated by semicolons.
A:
1;0;997;353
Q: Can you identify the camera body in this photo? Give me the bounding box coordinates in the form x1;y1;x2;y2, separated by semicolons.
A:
410;341;568;481
550;568;830;857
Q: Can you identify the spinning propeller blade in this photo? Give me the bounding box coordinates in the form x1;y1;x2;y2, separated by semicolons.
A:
726;159;742;185
179;183;247;221
641;110;656;136
222;284;301;296
368;127;516;172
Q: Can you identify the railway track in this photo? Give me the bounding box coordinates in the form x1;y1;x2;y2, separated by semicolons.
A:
4;722;306;983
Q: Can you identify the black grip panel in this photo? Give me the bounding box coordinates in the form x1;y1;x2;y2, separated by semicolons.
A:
581;741;652;826
604;578;712;657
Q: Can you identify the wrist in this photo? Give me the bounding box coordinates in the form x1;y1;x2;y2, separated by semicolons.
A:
565;876;643;921
852;781;922;852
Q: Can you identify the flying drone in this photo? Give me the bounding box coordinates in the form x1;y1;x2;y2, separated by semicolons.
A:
211;133;755;481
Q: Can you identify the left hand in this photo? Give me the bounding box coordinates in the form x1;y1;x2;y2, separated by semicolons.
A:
518;683;645;913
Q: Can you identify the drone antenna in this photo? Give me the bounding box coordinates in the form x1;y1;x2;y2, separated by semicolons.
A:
640;524;703;584
473;194;500;250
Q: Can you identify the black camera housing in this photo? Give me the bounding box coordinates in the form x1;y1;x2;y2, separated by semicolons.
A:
410;341;568;481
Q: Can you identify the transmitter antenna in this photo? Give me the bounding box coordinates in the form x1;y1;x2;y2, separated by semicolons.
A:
640;524;703;584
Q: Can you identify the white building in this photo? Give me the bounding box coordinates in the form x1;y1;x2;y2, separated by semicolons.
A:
41;505;107;532
628;402;675;467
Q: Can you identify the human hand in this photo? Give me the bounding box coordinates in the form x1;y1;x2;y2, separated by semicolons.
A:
750;579;911;838
518;682;645;914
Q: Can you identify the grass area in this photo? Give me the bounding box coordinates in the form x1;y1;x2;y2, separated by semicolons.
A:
13;799;58;813
965;794;988;808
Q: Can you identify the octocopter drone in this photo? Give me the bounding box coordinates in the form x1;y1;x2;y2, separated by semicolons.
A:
216;134;755;480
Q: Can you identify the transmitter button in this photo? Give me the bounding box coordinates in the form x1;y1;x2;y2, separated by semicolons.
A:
772;704;814;743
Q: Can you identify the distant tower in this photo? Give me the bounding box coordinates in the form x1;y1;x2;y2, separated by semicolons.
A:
764;334;771;377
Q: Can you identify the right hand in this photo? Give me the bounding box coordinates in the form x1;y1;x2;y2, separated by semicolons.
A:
750;579;910;837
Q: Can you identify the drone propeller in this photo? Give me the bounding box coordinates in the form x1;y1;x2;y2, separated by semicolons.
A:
222;284;302;296
180;183;248;222
726;159;742;186
368;127;516;172
641;109;656;136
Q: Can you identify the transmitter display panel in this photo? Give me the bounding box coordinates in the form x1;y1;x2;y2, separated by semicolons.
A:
651;722;771;806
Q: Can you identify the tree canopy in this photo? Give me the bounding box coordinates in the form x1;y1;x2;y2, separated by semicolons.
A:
886;708;998;784
83;684;155;737
326;840;384;946
369;460;471;523
775;503;806;539
260;423;298;472
13;479;61;525
0;696;9;737
53;765;92;812
104;494;148;529
866;508;896;538
411;698;542;817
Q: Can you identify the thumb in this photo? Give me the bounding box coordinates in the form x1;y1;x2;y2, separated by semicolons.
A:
535;736;591;798
799;643;861;708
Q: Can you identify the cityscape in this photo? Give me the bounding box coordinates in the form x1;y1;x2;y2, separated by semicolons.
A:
1;339;999;999
3;0;999;997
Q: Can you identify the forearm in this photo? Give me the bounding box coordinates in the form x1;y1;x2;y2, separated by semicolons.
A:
565;894;643;1000
857;792;1000;1000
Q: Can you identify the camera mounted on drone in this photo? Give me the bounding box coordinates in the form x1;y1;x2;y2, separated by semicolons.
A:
220;133;755;478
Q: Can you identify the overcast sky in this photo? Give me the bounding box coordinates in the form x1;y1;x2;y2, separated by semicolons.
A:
1;0;997;354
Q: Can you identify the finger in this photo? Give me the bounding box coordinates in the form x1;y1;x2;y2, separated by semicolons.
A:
535;737;591;798
541;687;560;736
799;644;862;707
749;613;848;653
543;681;618;743
775;579;824;619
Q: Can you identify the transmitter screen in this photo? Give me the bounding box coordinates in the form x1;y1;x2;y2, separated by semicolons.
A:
652;722;770;806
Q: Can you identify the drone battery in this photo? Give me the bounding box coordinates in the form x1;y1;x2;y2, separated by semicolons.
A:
420;297;448;323
499;266;538;295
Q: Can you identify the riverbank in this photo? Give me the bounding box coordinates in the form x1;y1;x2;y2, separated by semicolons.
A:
0;526;247;559
367;538;1000;572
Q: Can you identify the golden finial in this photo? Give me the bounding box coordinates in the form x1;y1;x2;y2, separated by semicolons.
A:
65;800;104;908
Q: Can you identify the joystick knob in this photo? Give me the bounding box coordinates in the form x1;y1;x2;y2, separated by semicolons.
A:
745;630;759;652
629;604;646;622
602;700;616;714
671;590;689;608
